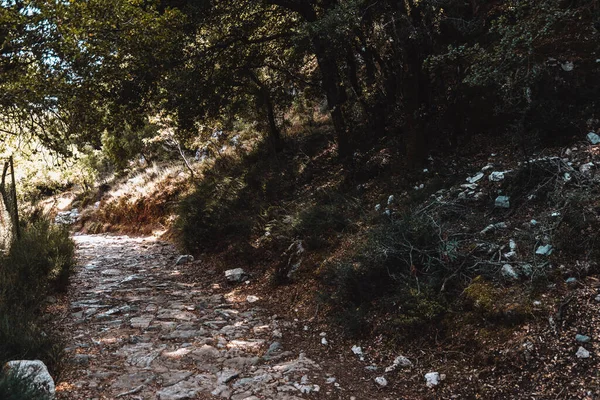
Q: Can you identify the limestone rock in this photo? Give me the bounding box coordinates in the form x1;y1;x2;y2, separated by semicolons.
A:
495;196;510;208
425;372;440;388
576;346;591;359
225;268;248;283
4;360;56;399
374;376;388;387
175;255;194;265
587;132;600;145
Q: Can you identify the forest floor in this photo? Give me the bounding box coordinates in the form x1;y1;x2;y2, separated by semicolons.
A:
53;232;600;400
49;133;600;399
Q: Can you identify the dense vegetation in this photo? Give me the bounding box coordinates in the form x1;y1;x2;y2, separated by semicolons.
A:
1;0;598;160
0;217;75;397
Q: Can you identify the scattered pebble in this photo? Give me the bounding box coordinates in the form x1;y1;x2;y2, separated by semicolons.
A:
467;172;484;184
501;264;519;280
495;196;510;208
489;171;506;182
587;132;600;145
351;345;365;361
576;346;591;359
374;376;388;387
385;355;413;372
425;372;441;388
535;245;553;256
576;334;591;344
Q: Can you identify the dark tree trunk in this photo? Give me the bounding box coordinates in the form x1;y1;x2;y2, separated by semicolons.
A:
265;0;351;159
311;35;351;158
247;70;283;152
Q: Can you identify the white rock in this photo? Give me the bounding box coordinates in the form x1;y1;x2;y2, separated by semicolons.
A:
576;346;591;359
467;172;484;184
374;376;388;387
425;372;441;388
175;255;194;265
495;196;510;208
587;132;600;145
561;61;574;71
564;172;572;182
535;244;553;256
321;337;328;345
351;345;365;361
501;264;519;280
375;204;381;212
580;162;595;175
461;183;478;190
4;360;56;399
480;222;507;234
246;295;259;303
225;268;248;283
387;195;395;205
385;355;413;372
489;171;506;181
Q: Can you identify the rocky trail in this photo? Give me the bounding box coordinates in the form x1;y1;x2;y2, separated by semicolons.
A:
59;234;331;400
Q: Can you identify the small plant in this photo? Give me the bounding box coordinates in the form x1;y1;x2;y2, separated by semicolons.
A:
0;215;74;373
0;367;53;400
176;175;254;253
322;210;457;336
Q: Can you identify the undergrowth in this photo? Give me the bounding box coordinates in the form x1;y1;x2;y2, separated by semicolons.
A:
0;367;53;400
0;216;75;377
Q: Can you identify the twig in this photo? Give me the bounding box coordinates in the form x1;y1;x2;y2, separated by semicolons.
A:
116;385;144;398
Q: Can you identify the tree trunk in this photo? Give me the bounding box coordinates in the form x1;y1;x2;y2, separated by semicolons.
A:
247;69;283;152
311;36;351;158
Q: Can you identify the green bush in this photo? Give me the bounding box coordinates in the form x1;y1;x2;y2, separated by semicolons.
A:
176;175;254;253
0;217;74;372
0;314;63;375
323;212;455;336
1;219;75;309
0;367;53;400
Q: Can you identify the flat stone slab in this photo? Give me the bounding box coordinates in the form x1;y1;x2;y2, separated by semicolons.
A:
131;316;154;329
63;234;325;399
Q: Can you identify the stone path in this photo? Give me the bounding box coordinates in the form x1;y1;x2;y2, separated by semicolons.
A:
62;234;323;399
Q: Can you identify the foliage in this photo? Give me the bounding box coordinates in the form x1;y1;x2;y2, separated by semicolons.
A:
176;174;254;253
0;218;75;307
0;367;53;400
0;216;75;373
322;211;453;335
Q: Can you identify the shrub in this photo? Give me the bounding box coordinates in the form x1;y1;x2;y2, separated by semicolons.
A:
323;211;454;336
176;175;254;253
0;217;74;373
0;367;53;400
0;219;75;309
